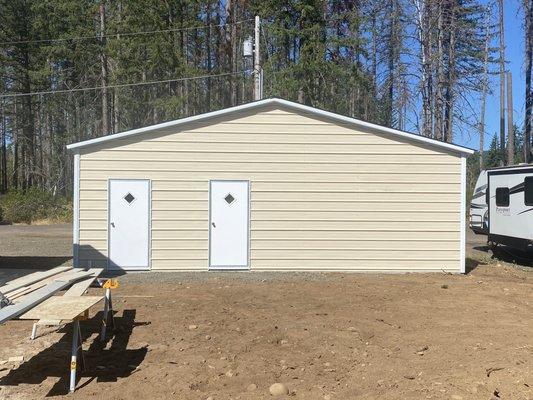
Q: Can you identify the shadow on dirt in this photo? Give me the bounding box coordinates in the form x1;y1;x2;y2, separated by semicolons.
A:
0;309;150;397
472;244;533;268
465;257;482;274
0;257;73;285
490;246;533;267
0;256;71;269
472;245;491;253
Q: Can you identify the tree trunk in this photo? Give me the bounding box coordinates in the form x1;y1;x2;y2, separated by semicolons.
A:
37;95;44;187
443;2;456;143
43;100;51;190
100;1;109;135
179;6;189;116
113;1;122;134
371;12;377;99
416;0;433;137
525;0;533;163
498;0;506;164
434;2;444;141
206;2;212;110
0;97;7;193
479;5;490;170
387;0;397;128
225;0;237;106
21;64;34;188
507;72;514;164
12;101;19;189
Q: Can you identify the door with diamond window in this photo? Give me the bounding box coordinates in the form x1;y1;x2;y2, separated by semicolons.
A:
209;180;250;269
108;179;150;270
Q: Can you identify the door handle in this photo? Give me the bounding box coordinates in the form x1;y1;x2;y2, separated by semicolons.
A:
212;222;216;228
111;222;115;228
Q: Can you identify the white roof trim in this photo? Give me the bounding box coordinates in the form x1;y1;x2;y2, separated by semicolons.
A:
67;98;475;155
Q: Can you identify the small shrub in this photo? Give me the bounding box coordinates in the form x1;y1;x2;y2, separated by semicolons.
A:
50;200;73;222
0;188;72;224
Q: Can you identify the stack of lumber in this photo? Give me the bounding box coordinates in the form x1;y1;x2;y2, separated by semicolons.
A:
0;267;102;325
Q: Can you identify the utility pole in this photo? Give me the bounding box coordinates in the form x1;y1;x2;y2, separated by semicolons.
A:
507;72;514;165
254;15;262;101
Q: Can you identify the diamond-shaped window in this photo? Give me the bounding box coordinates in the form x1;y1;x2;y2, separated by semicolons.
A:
124;193;135;204
224;193;235;205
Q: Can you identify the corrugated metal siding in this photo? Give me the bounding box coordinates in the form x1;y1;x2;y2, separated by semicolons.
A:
77;107;462;272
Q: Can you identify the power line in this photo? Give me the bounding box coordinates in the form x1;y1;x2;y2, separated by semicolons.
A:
0;71;246;98
0;19;253;46
0;16;352;47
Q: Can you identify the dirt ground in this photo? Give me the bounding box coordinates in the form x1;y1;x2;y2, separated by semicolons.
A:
0;225;531;399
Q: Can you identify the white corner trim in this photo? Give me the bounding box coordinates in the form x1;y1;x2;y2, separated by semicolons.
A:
73;152;80;267
66;98;474;156
460;155;467;273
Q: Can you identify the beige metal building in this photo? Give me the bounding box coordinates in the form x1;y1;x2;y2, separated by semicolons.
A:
67;98;473;273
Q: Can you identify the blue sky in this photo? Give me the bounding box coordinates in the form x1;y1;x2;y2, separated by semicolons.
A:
461;0;525;150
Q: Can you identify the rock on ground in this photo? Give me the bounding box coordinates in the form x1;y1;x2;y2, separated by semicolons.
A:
269;382;289;396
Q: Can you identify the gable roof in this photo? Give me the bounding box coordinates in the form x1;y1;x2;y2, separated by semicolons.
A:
66;97;474;155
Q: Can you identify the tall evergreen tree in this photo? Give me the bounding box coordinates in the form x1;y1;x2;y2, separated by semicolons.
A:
0;0;503;195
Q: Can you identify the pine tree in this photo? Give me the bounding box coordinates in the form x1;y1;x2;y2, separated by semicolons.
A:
0;0;508;195
486;134;503;168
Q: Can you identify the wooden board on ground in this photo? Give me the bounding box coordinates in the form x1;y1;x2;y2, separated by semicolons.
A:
64;268;103;297
20;296;103;321
5;268;91;302
5;286;31;299
10;271;95;304
0;266;72;294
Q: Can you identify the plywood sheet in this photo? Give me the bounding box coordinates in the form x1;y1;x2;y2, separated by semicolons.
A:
20;296;103;321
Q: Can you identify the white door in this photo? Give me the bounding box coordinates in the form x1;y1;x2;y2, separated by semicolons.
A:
209;180;249;269
108;179;150;270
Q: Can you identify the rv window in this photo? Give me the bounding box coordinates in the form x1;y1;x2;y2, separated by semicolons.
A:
495;187;510;207
525;177;533;205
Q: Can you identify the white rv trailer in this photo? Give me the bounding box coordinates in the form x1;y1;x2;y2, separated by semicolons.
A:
469;170;488;234
484;164;533;250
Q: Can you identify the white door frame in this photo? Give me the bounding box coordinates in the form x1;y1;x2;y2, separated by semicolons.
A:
208;180;251;270
107;178;152;271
